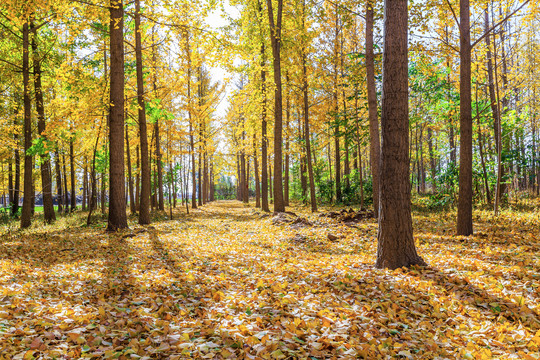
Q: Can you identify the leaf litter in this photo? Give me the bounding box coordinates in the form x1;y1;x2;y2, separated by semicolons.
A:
0;201;539;359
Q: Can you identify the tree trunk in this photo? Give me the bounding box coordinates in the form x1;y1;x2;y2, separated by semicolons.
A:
260;39;270;212
266;0;285;212
82;161;87;211
134;0;151;223
254;135;261;208
55;151;63;214
20;21;33;228
268;160;273;203
366;1;381;218
107;0;128;231
70;138;76;211
125;121;136;214
62;154;69;213
100;172;106;214
456;0;473;236
284;76;290;207
135;145;140;211
302;42;317;212
375;0;425;269
32;31;55;223
12;114;21;217
427;126;437;191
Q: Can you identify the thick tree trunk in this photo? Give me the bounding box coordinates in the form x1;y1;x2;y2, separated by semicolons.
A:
32;32;55;223
266;0;285;212
456;0;473;236
366;1;381;217
107;0;128;231
375;0;426;269
20;22;33;229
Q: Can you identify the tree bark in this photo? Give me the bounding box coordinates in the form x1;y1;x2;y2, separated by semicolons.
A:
303;45;317;212
456;0;474;236
126;121;136;214
70;137;76;211
135;0;151;224
32;31;55;223
254;135;261;208
260;39;270;212
62;153;69;213
55;151;63;214
366;1;381;218
107;0;128;231
375;0;425;269
20;22;33;228
266;0;285;212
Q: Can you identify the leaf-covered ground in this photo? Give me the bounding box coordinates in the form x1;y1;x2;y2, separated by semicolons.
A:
1;201;539;359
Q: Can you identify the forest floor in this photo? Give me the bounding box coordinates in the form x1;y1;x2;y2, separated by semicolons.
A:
0;201;539;359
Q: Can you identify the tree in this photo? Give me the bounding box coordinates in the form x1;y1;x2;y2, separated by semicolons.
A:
32;27;55;224
106;0;128;231
366;0;380;218
456;0;473;236
375;0;426;269
20;21;33;229
266;0;285;213
135;0;151;225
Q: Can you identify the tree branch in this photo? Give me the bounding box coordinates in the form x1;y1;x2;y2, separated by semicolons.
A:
471;0;530;49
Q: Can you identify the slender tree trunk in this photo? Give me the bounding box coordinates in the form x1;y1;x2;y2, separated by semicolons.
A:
457;0;474;235
427;126;437;191
82;161;87;211
126;121;136;214
332;4;342;204
135;0;150;224
302;36;317;212
254;135;261;208
375;0;425;269
55;151;63;214
266;0;285;212
32;32;55;223
299;117;307;201
70;138;76;211
20;22;33;228
107;0;128;231
355;89;364;209
62;154;69;213
101;172;106;214
284;75;290;207
135;145;140;211
366;1;381;217
268;160;273;203
260;40;269;212
11;114;21;217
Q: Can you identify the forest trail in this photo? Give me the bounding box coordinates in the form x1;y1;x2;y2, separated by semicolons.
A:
1;201;539;359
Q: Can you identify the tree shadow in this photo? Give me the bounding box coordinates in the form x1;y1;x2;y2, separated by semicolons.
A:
408;267;540;330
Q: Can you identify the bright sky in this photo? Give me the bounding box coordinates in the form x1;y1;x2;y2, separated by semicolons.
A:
204;0;240;119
